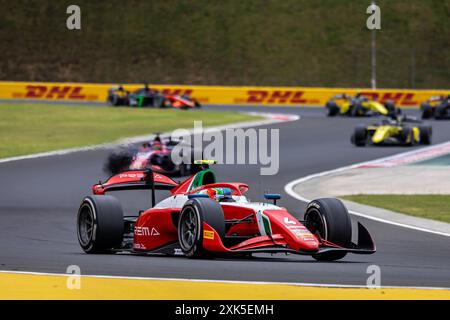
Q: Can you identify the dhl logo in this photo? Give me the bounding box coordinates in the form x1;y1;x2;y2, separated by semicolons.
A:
359;92;418;106
159;88;193;96
13;85;96;100
245;90;420;106
158;88;209;103
246;90;316;104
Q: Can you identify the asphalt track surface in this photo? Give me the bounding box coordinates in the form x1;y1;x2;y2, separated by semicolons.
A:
1;105;450;287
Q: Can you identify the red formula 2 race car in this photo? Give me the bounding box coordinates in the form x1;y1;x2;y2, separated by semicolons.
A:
77;162;376;261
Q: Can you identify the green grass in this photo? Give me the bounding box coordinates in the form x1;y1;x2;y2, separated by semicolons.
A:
0;103;259;158
341;194;450;223
0;0;449;88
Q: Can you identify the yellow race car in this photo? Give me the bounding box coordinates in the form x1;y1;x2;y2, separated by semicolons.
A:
351;115;432;147
421;95;450;119
326;93;400;117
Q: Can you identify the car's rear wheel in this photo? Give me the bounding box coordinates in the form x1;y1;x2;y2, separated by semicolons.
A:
434;105;447;119
352;126;368;146
178;198;225;258
419;126;432;145
326;102;339;117
304;198;352;261
104;149;134;175
77;195;124;254
107;94;121;106
421;103;433;119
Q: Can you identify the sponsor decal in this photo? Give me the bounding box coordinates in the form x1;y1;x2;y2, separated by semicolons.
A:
2;81;445;107
12;85;98;100
243;89;422;106
359;92;418;106
160;89;193;96
307;202;321;210
135;227;160;236
118;172;144;179
302;236;317;242
288;225;311;237
203;230;215;240
246;90;317;104
283;217;297;225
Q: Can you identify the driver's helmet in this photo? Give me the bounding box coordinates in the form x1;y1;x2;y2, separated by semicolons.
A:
197;187;232;200
144;84;150;91
142;142;151;149
151;140;163;150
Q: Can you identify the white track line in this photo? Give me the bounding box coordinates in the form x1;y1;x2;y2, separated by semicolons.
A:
1;270;449;290
285;141;450;238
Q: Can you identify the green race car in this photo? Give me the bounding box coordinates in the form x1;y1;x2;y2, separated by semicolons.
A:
351;115;432;147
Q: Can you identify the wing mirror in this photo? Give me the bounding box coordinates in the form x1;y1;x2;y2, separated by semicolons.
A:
264;193;281;205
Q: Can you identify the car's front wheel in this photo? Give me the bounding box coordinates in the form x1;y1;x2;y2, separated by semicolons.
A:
400;127;415;146
304;198;352;261
419;126;432;145
178;198;225;258
352;126;368;146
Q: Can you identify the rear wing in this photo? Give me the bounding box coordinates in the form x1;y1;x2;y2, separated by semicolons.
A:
92;169;178;206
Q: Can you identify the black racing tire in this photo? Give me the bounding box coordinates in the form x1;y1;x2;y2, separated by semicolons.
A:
326;101;339;117
107;94;121;106
421;103;433;119
352;125;367;146
104;149;134;175
434;105;447;120
178;198;225;259
385;102;402;117
400;127;415;146
304;198;352;261
384;101;396;114
77;195;124;254
194;101;202;108
419;125;432;145
152;96;166;108
350;103;364;117
158;99;171;109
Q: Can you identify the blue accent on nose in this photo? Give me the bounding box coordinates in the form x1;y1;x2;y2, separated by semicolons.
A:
264;193;281;201
188;194;209;199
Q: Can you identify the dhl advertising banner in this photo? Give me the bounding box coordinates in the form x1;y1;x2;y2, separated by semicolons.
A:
0;81;448;107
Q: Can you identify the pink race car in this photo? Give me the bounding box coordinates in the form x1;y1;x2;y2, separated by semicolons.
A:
104;134;200;176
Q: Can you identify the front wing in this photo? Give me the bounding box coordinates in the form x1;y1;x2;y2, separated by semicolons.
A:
202;222;376;256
